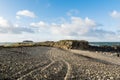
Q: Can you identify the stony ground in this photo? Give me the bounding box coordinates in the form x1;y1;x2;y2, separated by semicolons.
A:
0;46;120;80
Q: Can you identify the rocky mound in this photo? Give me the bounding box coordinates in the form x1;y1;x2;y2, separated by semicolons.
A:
31;40;89;50
53;40;89;49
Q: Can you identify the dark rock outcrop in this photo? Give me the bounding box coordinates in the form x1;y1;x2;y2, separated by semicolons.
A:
23;40;33;43
88;45;120;53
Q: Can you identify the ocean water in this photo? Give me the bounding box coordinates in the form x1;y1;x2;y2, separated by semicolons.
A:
0;42;13;46
89;42;120;46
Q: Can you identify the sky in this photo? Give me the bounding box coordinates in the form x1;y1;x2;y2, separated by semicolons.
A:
0;0;120;42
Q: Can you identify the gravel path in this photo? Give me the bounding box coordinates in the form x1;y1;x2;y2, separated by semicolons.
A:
0;46;120;80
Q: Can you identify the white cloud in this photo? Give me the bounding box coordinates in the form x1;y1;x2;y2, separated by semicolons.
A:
85;17;96;26
51;17;98;36
30;21;47;27
0;17;34;34
110;10;120;18
0;17;11;27
16;10;36;18
0;15;118;41
16;16;21;19
30;21;50;33
30;16;114;41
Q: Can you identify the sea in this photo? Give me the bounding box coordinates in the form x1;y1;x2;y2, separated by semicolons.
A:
89;42;120;46
0;42;14;46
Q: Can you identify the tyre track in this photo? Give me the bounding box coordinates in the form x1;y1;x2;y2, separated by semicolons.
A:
34;60;68;80
11;61;45;77
33;61;55;79
16;61;54;80
62;60;72;80
12;61;50;79
15;51;55;80
41;61;55;72
47;48;72;80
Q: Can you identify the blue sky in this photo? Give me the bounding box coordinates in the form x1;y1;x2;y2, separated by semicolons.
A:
0;0;120;42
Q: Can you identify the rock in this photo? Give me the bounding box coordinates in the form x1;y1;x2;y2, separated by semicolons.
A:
109;77;114;79
117;53;120;57
23;40;33;43
54;40;89;50
44;75;47;78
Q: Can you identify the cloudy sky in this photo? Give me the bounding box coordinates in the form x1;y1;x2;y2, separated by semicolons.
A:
0;0;120;42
